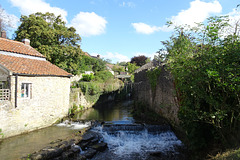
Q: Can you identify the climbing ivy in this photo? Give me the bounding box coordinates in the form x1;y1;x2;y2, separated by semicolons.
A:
146;67;161;91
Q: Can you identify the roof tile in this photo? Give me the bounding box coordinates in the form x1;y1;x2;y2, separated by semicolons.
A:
0;38;45;58
0;54;71;77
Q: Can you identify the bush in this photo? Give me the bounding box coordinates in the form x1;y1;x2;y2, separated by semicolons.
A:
164;16;240;149
81;73;94;81
79;82;101;95
94;70;114;82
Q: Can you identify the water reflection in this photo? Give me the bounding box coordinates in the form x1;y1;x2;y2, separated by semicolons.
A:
0;100;134;160
73;100;134;123
0;126;75;160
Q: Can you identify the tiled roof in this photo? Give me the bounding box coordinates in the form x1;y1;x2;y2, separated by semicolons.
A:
0;38;45;58
0;54;72;77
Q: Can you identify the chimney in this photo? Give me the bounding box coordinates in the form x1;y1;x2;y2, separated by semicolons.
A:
22;39;30;45
1;30;6;38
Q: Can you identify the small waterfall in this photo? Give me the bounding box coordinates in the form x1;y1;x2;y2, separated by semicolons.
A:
56;120;91;130
72;143;84;154
91;123;183;160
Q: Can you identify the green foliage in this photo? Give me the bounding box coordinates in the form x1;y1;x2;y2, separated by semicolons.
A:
127;62;140;74
81;73;94;82
69;103;85;116
146;67;161;91
94;70;114;82
112;65;125;74
130;75;135;82
154;48;167;63
79;82;101;95
14;12;85;74
118;61;127;66
164;16;240;149
0;128;4;138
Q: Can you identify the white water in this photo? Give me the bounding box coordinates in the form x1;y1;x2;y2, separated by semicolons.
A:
92;125;183;159
56;120;91;130
72;143;84;154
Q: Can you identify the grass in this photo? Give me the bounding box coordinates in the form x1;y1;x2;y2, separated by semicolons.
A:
209;148;240;160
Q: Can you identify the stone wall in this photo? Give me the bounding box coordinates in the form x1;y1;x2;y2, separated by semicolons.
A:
134;64;180;125
0;75;70;138
70;88;93;110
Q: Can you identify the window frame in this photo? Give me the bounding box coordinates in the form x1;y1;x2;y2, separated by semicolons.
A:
21;83;32;99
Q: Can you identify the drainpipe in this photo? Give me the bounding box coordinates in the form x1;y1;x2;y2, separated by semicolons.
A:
15;74;18;108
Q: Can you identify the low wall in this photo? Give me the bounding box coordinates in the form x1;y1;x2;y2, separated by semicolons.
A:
134;64;179;125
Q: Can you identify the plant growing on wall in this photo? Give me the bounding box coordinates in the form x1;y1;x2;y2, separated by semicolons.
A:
0;128;4;138
146;67;161;91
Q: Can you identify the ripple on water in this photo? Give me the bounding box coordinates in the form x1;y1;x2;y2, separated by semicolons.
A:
91;124;183;160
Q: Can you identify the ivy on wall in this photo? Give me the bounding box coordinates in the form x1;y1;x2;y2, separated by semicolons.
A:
146;67;161;91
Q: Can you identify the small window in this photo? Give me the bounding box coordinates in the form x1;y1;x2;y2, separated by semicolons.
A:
21;83;32;98
0;81;6;89
0;82;3;89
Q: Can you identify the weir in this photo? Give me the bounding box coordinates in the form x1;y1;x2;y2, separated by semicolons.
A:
90;123;183;160
0;100;185;160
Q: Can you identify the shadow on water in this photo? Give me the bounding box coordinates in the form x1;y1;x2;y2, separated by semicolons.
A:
73;100;135;124
0;99;185;160
0;100;134;160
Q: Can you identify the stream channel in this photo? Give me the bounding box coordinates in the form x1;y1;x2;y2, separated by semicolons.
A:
0;100;184;160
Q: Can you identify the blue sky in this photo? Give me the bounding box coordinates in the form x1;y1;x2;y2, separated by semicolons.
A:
1;0;240;63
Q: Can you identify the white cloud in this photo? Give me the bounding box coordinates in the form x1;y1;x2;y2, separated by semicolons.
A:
92;52;130;63
0;8;19;29
131;23;160;34
120;1;136;8
132;0;222;34
9;0;68;22
131;22;172;34
224;9;240;36
170;0;222;27
69;12;107;37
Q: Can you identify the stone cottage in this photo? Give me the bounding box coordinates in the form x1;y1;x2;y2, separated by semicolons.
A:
0;33;72;138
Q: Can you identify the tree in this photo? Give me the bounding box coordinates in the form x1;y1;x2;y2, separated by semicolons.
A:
130;55;148;66
14;12;83;74
118;61;127;66
164;16;240;149
0;6;18;34
127;62;139;74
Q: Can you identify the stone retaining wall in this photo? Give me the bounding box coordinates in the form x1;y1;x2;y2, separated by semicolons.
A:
134;64;180;125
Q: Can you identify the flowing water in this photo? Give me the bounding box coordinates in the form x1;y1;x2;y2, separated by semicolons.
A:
0;100;184;160
89;123;183;160
0;122;91;160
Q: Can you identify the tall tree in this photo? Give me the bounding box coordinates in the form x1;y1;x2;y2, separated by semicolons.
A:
15;12;83;74
130;55;148;66
164;16;240;149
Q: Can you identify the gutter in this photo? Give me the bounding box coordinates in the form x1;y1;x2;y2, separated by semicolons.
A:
15;74;18;108
13;73;72;78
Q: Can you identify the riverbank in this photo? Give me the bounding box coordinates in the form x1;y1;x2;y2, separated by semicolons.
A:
21;121;108;160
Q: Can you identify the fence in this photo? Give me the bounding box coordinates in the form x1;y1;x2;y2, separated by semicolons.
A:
0;89;10;100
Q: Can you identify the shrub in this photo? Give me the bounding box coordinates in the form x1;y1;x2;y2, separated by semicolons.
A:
94;70;114;82
81;73;94;82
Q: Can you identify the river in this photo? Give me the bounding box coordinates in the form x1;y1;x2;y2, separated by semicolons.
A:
0;100;184;160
